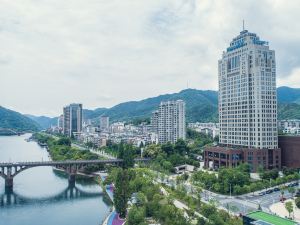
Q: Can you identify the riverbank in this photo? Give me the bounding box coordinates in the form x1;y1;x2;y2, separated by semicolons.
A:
0;134;111;225
97;173;125;225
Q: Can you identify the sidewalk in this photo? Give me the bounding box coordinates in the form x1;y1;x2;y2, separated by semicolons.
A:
100;174;125;225
270;199;300;223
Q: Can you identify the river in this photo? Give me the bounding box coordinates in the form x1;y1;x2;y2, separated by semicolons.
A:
0;134;111;225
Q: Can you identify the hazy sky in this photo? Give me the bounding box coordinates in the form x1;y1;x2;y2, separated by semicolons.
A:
1;0;300;116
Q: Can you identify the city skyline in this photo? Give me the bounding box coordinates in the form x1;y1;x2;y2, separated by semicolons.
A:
1;1;300;116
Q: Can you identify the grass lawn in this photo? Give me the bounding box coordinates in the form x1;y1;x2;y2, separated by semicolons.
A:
247;211;297;225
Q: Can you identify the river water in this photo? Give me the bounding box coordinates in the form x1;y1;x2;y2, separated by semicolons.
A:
0;134;111;225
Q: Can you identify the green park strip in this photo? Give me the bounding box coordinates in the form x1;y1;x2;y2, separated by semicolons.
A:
247;211;297;225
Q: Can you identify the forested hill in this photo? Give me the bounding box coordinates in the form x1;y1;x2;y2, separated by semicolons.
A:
79;87;300;123
0;106;40;133
26;86;300;128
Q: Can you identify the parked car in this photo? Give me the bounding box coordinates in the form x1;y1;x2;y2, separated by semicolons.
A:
287;182;298;187
273;187;280;192
266;189;273;194
259;192;266;196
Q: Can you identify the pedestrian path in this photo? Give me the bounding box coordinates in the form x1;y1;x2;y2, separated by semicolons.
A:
100;174;125;225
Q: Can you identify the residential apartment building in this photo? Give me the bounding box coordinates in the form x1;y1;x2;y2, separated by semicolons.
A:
63;103;83;137
100;116;109;131
151;100;186;144
57;114;64;130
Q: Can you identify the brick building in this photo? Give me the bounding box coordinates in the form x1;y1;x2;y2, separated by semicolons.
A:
204;146;281;172
278;136;300;169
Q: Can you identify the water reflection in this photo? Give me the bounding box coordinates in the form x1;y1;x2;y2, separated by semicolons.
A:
0;135;111;225
0;184;104;207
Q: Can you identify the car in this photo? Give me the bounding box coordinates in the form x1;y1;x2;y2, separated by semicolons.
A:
266;189;273;194
296;191;300;197
287;182;298;187
273;187;280;192
259;192;266;196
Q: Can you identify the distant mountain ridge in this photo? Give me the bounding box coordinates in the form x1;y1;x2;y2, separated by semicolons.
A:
25;86;300;128
0;106;40;132
25;115;59;129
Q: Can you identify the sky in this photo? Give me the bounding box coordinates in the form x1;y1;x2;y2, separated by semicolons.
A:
1;0;300;116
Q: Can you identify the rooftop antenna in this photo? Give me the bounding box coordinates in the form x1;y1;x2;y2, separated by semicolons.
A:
243;19;245;31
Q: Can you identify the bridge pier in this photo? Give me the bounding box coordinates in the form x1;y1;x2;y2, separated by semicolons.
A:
5;167;13;192
5;177;13;192
68;174;76;187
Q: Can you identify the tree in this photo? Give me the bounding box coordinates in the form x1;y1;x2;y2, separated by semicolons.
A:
126;206;146;225
174;139;189;155
114;169;130;218
161;142;174;155
57;137;71;146
118;143;134;169
288;187;296;198
285;201;294;218
295;197;300;209
144;144;161;158
280;185;285;201
258;204;262;210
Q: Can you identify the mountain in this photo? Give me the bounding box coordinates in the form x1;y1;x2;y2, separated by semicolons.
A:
277;86;300;104
84;87;300;123
83;108;108;121
26;86;300;128
85;89;218;123
26;115;58;130
0;106;40;133
278;103;300;120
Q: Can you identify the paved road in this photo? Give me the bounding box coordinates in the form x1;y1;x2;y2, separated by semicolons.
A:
161;174;299;216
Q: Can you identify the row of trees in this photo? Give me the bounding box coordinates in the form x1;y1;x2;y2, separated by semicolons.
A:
144;139;201;173
106;167;242;225
33;133;103;172
192;164;300;195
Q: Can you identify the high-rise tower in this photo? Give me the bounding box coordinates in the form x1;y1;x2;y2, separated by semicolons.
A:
152;100;186;144
63;103;83;137
218;29;277;149
204;29;281;171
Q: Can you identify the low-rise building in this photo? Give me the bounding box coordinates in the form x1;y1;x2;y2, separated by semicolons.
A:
204;146;281;172
278;135;300;169
174;164;195;174
188;122;219;138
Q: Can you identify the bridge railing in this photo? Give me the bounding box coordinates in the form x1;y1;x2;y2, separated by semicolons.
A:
0;158;151;167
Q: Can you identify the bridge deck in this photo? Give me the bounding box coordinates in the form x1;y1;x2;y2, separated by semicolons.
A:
0;158;150;167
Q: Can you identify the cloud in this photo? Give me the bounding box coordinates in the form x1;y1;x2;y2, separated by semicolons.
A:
278;67;300;88
0;0;299;116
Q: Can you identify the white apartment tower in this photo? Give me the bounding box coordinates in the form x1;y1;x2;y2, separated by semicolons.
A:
100;116;109;130
63;103;83;137
218;29;278;149
151;110;159;133
155;100;186;144
57;114;64;129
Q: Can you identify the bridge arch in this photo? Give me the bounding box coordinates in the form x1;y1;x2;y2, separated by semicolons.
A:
0;158;150;191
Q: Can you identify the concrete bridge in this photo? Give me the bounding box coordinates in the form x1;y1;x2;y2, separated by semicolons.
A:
0;158;150;191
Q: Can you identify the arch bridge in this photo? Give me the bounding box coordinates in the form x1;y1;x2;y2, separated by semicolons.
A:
0;158;149;191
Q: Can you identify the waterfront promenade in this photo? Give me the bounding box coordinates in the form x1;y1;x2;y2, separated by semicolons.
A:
100;173;125;225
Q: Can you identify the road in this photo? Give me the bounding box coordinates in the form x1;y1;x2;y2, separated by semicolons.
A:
71;143;116;159
160;174;299;216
